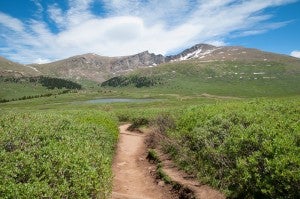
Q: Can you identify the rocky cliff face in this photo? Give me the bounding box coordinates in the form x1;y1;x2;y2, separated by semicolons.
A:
111;51;165;72
32;51;166;82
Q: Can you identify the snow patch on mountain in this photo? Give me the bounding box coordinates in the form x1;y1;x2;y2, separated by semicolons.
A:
25;65;39;72
168;44;218;62
178;48;217;61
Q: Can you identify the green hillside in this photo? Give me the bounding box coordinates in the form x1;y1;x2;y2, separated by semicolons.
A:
101;60;300;97
0;76;82;102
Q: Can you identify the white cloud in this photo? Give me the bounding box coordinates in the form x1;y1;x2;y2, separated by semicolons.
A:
206;40;227;47
34;58;51;64
0;0;297;63
291;51;300;58
48;4;65;28
0;12;24;32
31;0;44;15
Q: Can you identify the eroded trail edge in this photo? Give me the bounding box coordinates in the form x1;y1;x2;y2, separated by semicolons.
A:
111;124;173;199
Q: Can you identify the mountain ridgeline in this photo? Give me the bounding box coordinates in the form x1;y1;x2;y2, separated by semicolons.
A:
0;56;40;77
1;43;300;96
1;44;299;82
31;43;300;83
28;51;166;82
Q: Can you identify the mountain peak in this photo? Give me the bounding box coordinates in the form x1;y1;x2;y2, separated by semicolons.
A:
73;53;101;59
138;50;150;55
167;43;218;61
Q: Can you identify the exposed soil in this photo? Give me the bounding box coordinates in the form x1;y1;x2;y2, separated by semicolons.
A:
111;124;175;199
111;124;225;199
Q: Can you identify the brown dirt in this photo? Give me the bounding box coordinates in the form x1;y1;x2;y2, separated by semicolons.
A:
111;124;175;199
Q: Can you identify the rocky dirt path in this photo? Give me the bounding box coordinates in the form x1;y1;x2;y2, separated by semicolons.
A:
111;124;225;199
111;124;173;199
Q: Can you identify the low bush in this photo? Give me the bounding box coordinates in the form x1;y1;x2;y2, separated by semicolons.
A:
151;113;175;134
127;117;149;131
163;98;300;199
147;149;160;163
0;111;118;198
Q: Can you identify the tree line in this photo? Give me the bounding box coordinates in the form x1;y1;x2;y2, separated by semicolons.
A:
101;75;163;88
1;76;82;90
0;90;77;103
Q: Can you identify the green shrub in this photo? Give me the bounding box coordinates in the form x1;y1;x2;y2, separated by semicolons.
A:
0;111;118;198
164;98;300;198
147;149;160;163
157;167;172;184
151;114;175;134
127;117;149;131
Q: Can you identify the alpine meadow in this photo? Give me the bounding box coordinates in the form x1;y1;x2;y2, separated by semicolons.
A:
0;0;300;199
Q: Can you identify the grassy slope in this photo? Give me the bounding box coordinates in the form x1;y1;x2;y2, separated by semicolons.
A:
104;60;300;97
0;81;58;100
0;76;82;101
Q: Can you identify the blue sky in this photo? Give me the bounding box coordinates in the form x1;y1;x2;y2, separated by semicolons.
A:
0;0;300;64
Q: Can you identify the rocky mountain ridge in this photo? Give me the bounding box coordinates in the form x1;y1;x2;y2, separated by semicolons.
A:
2;43;299;82
28;51;166;82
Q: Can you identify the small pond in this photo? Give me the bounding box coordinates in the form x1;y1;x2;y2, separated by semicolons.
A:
85;98;160;104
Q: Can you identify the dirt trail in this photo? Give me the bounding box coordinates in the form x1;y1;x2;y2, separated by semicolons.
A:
111;124;225;199
111;124;173;199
